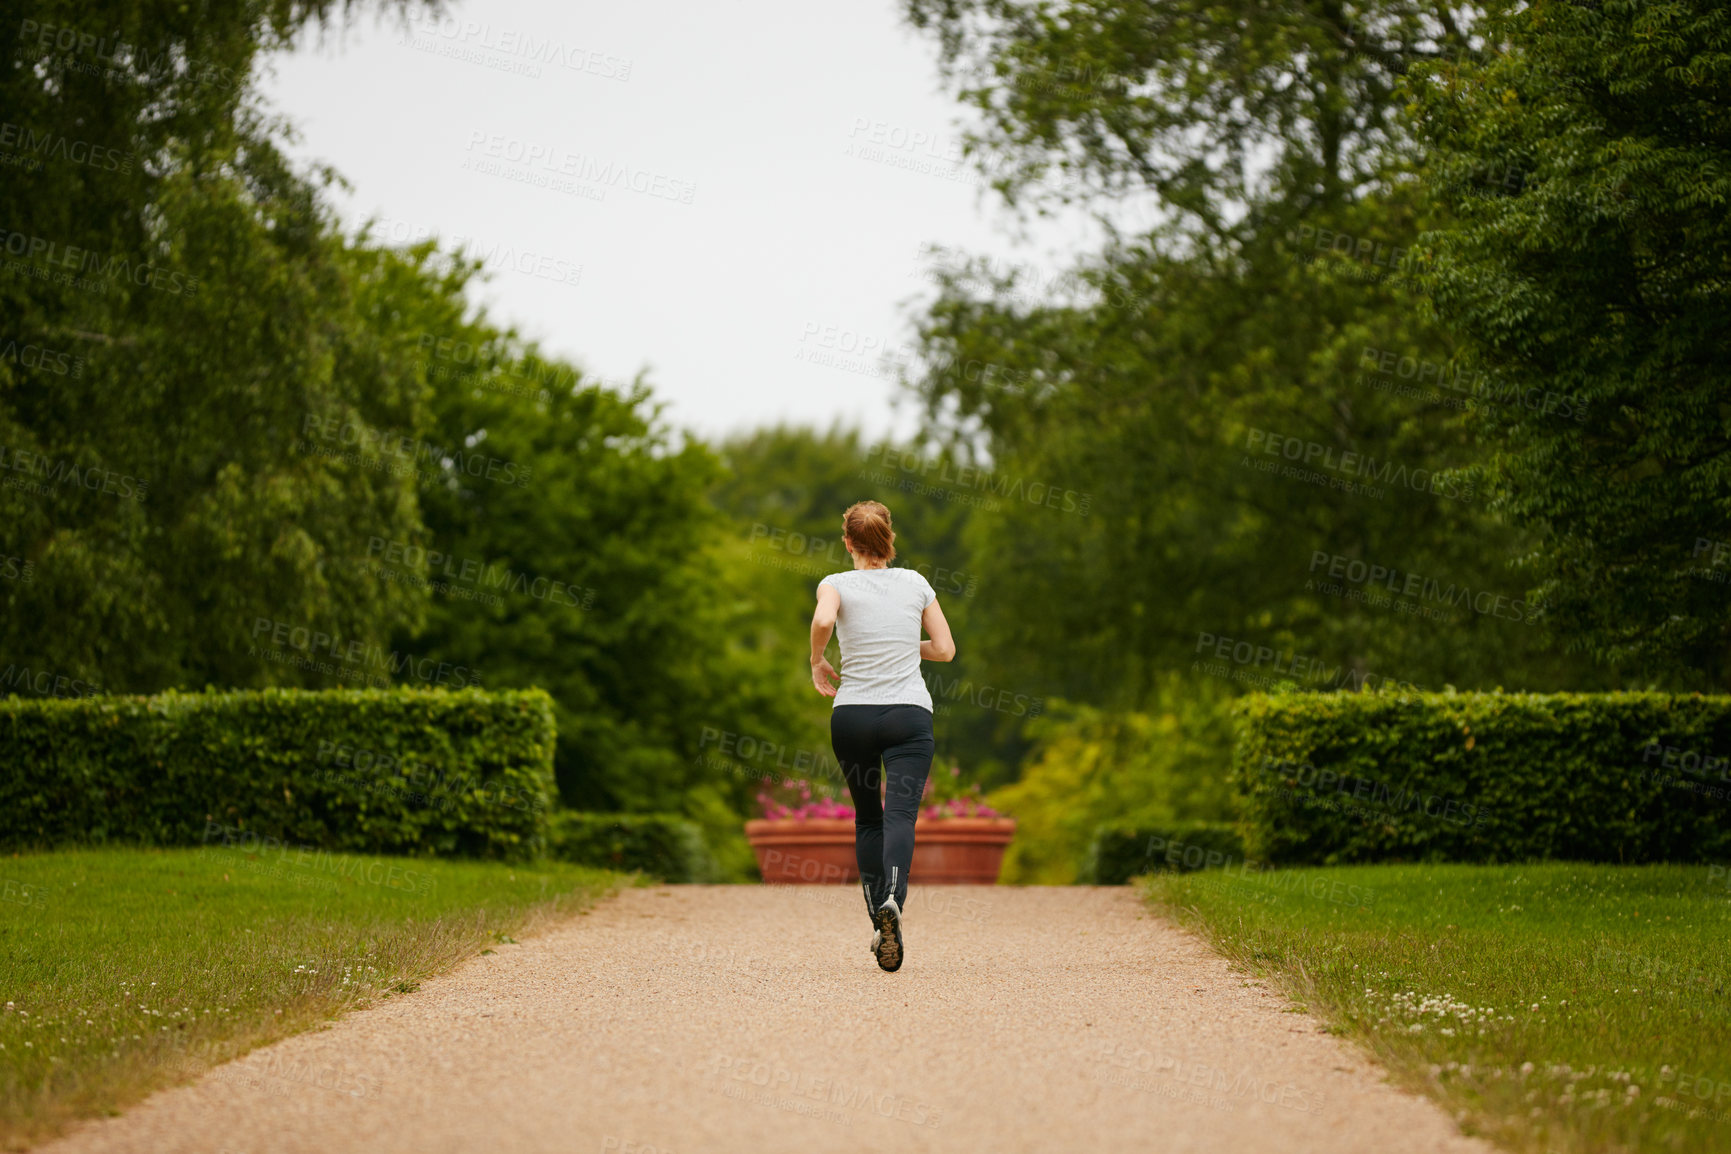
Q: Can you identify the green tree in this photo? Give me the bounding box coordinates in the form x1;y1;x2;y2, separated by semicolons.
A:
1409;0;1731;682
900;1;1607;714
394;334;788;814
903;0;1495;236
0;0;431;692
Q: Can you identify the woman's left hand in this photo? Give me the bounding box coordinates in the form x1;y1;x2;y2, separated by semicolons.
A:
811;657;840;697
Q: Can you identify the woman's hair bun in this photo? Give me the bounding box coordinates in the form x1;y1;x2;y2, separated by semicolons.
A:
842;500;895;563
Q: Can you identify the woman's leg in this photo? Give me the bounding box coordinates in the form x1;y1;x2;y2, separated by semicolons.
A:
830;705;887;916
878;705;935;910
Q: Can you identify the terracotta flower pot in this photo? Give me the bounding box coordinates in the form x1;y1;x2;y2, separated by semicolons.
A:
745;816;1016;885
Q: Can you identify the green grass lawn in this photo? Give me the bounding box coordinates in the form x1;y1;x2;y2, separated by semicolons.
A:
1144;862;1731;1154
0;846;623;1149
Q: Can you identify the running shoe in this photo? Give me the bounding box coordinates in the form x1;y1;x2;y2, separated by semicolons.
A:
873;896;903;972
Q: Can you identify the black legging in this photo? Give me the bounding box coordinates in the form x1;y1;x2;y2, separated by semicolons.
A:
831;703;935;916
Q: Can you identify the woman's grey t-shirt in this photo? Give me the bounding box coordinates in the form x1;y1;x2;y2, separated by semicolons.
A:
819;568;936;710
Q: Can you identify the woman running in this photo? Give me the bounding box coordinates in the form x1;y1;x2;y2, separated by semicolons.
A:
809;500;955;972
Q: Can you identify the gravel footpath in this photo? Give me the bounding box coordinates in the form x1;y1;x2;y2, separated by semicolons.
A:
44;885;1491;1154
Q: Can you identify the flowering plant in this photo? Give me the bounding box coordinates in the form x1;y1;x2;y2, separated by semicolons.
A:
755;778;855;821
921;759;1001;820
753;760;1002;821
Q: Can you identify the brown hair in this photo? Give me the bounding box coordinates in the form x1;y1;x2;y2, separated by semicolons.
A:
842;500;896;563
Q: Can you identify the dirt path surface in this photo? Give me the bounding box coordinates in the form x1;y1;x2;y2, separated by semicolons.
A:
44;886;1490;1154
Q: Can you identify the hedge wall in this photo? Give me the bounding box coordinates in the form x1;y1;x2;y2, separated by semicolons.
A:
0;688;556;858
1081;822;1247;884
544;812;717;882
1235;691;1731;865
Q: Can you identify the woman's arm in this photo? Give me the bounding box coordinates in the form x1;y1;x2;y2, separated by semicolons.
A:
810;584;841;696
920;598;956;662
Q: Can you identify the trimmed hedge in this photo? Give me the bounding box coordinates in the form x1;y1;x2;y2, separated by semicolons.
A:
1081;822;1247;884
1235;691;1731;865
0;688;555;858
544;812;716;882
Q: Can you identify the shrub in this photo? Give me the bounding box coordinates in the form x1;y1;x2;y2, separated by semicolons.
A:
544;812;717;882
0;688;555;859
1081;822;1247;884
1235;691;1731;865
988;684;1236;884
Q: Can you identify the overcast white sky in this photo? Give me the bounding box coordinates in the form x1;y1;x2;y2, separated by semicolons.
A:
258;0;1101;444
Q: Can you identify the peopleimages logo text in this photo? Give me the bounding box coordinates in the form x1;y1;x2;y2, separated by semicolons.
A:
1261;755;1487;828
0;336;83;377
867;446;1092;515
1193;630;1424;696
0;444;148;501
1244;427;1474;502
0;228;199;296
1307;550;1539;624
462;132;696;204
402;15;632;80
1;664;99;698
18;20;245;91
364;536;593;609
248;618;480;688
1356;347;1587;421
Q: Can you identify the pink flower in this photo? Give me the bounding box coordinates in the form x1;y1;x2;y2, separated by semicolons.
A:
757;776;858;820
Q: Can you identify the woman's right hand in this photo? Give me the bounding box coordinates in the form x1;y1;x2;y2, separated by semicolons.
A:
811;657;839;697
